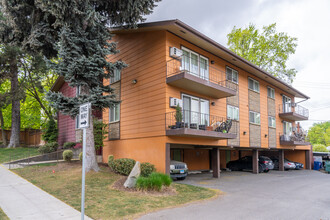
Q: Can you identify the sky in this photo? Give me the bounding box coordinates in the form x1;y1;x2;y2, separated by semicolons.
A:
145;0;330;131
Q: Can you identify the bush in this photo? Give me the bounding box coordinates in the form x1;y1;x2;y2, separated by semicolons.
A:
63;142;76;149
136;172;172;191
93;119;108;150
79;152;83;161
38;142;58;154
63;150;73;162
42;119;58;143
313;144;329;152
108;155;136;176
140;162;156;177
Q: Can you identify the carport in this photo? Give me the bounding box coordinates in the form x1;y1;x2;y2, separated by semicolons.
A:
167;143;312;179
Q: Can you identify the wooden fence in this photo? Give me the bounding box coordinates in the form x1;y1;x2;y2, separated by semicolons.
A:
0;129;43;146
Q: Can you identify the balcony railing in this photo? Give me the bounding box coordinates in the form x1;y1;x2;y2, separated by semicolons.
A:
279;103;309;121
165;110;237;139
280;130;310;146
166;55;237;98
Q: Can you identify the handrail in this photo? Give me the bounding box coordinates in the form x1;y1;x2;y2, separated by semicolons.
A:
166;55;237;91
279;103;309;118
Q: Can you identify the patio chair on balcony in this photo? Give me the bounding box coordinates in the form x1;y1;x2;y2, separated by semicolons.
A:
214;119;232;133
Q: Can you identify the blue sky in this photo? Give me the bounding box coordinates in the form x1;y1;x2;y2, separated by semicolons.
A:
146;0;330;130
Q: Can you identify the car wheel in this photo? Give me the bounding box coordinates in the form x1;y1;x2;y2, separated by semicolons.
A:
258;165;264;173
264;169;269;173
177;177;186;180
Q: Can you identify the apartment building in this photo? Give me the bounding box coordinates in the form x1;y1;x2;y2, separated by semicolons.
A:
77;19;312;177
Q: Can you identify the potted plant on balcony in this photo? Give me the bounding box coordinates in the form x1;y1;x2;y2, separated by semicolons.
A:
175;104;183;128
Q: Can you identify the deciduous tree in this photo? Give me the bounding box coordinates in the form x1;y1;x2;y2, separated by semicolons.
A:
307;122;330;147
227;23;298;83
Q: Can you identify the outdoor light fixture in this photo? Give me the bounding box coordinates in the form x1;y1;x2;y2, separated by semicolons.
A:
265;134;268;138
211;60;215;64
211;102;216;106
132;79;137;84
243;131;247;135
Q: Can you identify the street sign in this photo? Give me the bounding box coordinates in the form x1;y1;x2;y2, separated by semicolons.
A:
79;103;90;129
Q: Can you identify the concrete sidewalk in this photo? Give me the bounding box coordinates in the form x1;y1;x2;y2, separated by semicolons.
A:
0;165;92;220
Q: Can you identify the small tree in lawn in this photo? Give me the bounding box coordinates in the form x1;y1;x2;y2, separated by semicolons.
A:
42;118;58;143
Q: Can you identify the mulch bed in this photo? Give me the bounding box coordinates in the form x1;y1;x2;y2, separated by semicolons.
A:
112;176;177;196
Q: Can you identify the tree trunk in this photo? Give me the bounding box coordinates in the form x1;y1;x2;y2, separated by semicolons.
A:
7;62;20;148
0;110;7;146
85;114;100;172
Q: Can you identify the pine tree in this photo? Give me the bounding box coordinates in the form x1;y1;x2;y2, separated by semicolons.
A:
0;0;159;171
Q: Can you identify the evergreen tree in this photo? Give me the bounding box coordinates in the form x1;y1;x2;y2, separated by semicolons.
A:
0;0;159;171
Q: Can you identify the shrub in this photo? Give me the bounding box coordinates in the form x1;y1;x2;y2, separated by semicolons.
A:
42;119;58;143
79;152;83;161
38;142;58;154
136;172;172;191
107;155;136;176
63;142;76;149
140;162;156;177
63;150;73;162
93;119;108;150
313;144;329;152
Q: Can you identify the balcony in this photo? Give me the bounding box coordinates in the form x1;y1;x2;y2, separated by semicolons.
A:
166;56;237;99
280;131;310;146
279;103;309;121
165;110;237;139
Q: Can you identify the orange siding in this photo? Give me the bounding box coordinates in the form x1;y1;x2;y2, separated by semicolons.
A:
285;150;306;169
183;149;210;170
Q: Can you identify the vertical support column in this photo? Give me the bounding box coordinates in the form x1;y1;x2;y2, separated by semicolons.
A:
305;149;311;170
212;148;220;178
279;149;284;171
252;149;259;174
165;143;171;175
239;150;242;159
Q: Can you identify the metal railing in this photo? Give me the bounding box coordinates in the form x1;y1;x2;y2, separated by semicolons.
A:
166;55;237;91
280;133;306;142
165;110;237;134
279;103;309;118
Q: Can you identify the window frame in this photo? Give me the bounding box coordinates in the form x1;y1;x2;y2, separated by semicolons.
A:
110;69;121;84
226;66;238;84
249;111;261;125
109;103;120;123
248;77;260;93
181;47;209;80
268;116;276;128
227;105;239;121
267;87;275;99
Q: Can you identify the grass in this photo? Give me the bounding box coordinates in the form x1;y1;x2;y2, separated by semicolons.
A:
0;147;40;163
13;162;217;219
0;207;9;220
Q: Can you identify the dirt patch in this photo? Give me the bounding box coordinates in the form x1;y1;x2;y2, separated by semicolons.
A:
112;176;177;196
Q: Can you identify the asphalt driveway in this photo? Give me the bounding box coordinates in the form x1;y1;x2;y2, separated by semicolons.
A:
141;170;330;220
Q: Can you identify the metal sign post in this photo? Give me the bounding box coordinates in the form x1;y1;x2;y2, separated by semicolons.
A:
79;103;90;220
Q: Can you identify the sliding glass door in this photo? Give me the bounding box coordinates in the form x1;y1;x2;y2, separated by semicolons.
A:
182;94;209;127
181;47;209;80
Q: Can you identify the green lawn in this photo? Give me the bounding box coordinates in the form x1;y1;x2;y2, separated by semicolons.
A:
13;163;218;219
0;147;40;163
0;207;9;220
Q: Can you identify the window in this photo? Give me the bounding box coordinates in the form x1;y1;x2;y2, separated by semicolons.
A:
109;104;120;122
226;67;238;84
110;69;121;83
248;78;259;92
181;47;209;80
182;94;209;126
283;121;292;136
268;116;276;128
267;87;275;99
249;111;260;124
227;105;239;121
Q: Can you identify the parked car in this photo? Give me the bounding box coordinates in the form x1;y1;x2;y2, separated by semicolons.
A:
271;157;296;170
170;160;188;180
226;156;271;173
292;161;304;170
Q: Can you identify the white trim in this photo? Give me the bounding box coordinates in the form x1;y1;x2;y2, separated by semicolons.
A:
226;66;239;84
268;116;276;128
249;111;260;125
227;105;239;121
248;77;260;93
267;87;275;99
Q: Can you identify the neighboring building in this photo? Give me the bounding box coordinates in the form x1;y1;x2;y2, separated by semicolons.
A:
51;77;103;154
